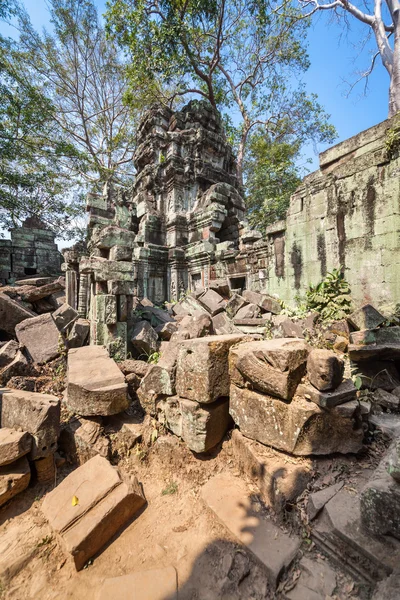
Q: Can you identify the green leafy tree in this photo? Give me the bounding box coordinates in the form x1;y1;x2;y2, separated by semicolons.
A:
244;131;303;229
106;0;336;183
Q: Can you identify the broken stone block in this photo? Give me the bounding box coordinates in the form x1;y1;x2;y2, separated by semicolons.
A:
41;455;146;570
373;388;400;411
32;298;55;314
272;315;304;338
97;567;178;600
52;303;78;332
388;440;400;482
59;416;109;465
119;359;150;378
372;571;400;600
0;457;30;507
231;430;312;512
201;474;300;587
17;279;64;303
307;481;344;520
225;293;248;318
0;340;19;368
229;338;309;401
234;303;260;320
1;389;60;459
349;326;400;361
172;312;213;341
155;321;178;340
350;360;400;391
285;556;337;600
125;372;141;397
109;245;132;261
297;379;357;407
348;304;386;331
0;428;32;466
333;335;349;353
158;396;231;453
33;454;56;483
197;288;227;316
0;350;30;386
176;334;248;403
335;398;370;418
137;364;175;415
0;293;35;336
307;348;344;391
67;318;90;349
131;321;158;356
229;384;363;455
15;313;63;364
212;312;240;335
360;441;400;539
66;346;129;416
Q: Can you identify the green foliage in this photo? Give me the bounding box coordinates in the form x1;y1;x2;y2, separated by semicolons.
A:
147;351;160;365
305;268;352;321
161;480;178;496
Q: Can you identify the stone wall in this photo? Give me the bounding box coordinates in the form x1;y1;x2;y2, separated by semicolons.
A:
0;217;62;282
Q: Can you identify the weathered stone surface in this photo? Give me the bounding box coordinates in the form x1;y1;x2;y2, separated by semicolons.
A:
172;312;213;341
52;303;78;332
349;327;400;361
307;482;344;521
42;455;146;570
201;475;300;587
372;571;400;600
176;334;248;403
231;430;312;512
18;279;64;303
360;441;400;539
0;350;30;386
15;313;63;364
131;321;158;356
125;372;141;397
59;416;109;465
225;293;248;318
0;456;30;507
0;428;32;466
197;289;227;316
297;379;357;407
229;338;309;401
67;318;90;348
0;293;35;336
15;276;56;287
158;395;231;453
272;316;304;338
230;384;363;455
286;557;336;600
33;454;56;483
0;340;19;368
307;349;344;391
119;359;150;378
98;567;178;600
212;312;240;335
242;290;281;314
67;346;128;416
1;388;60;459
350;360;400;391
335;398;370;418
234;303;260;320
137;364;175;414
373;388;400;411
333;335;349;353
155;321;178;340
348;304;386;331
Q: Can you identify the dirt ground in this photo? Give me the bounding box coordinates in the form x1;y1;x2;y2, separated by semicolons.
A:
0;418;387;600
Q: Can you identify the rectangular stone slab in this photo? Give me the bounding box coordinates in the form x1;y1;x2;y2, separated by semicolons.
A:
66;346;128;416
297;379;356;407
0;456;30;507
201;474;300;587
0;428;32;466
1;388;60;459
0;293;35;336
15;313;62;364
176;334;249;403
98;567;178;600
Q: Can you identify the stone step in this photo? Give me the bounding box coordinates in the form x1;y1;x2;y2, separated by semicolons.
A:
201;474;300;588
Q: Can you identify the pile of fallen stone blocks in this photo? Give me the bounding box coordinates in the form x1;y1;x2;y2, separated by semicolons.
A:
0;387;60;507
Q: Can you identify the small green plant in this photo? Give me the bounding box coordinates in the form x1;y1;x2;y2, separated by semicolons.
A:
37;535;53;548
162;481;178;496
159;153;166;163
305;268;352;321
147;351;160;364
385;117;400;159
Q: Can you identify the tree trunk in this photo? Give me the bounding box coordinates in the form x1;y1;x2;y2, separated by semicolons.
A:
389;19;400;117
236;129;249;187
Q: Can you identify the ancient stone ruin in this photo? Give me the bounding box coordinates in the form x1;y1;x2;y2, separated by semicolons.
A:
1;104;400;599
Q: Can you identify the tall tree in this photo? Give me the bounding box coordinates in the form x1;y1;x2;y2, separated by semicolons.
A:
106;0;336;183
298;0;400;117
17;0;138;186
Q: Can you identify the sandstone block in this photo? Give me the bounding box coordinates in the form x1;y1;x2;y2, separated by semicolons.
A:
15;313;63;364
0;457;30;507
155;321;178;340
197;288;227;316
52;303;78;332
67;318;90;349
119;359;150;378
66;346;128;416
229;384;363;455
42;455;146;570
350;360;400;391
0;428;32;466
307;349;344;391
229;338;309;401
225;293;248;318
131;321;158;356
0;340;19;368
173;312;213;341
231;430;312;512
272;316;304;338
33;454;56;483
201;475;300;587
348;304;386;331
212;312;240;335
0;293;35;336
242;290;281;314
176;334;248;403
235;303;260;319
349;327;400;361
373;388;400;411
137;364;175;414
297;379;357;407
0;350;30;386
1;388;60;459
59;416;109;465
98;567;178;600
158;395;231;453
18;279;64;303
307;481;344;520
